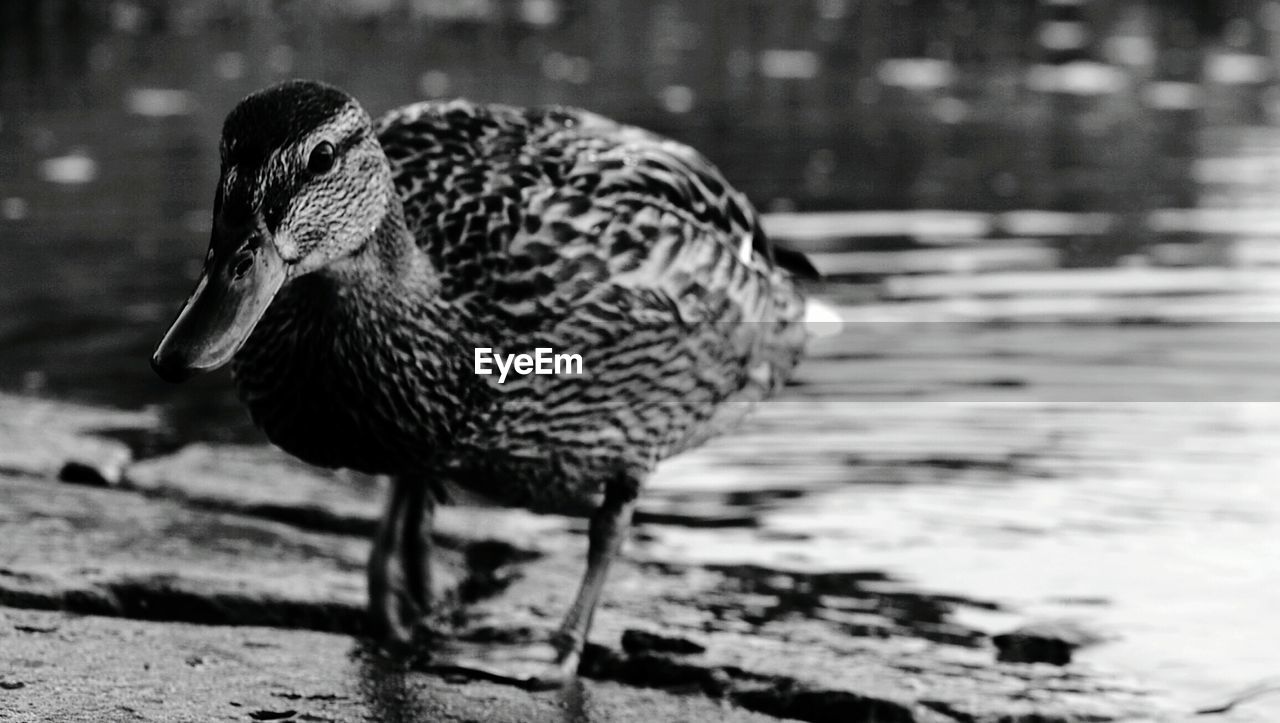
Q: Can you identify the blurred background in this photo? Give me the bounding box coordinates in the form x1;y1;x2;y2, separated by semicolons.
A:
6;0;1280;420
7;0;1280;425
4;0;1280;719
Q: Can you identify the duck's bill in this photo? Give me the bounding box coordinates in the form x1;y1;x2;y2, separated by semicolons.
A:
151;239;286;383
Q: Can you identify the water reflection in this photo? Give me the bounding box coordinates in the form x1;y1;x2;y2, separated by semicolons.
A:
1;1;1269;228
2;0;1278;429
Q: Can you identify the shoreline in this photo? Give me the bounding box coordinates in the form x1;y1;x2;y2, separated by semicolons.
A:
0;390;1177;722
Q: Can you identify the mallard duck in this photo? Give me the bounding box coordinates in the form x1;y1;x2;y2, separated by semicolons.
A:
151;79;815;687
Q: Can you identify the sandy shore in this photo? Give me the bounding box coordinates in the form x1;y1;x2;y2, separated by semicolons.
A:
0;389;1183;722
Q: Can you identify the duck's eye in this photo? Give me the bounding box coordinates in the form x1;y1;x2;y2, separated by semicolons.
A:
231;254;254;279
307;141;335;175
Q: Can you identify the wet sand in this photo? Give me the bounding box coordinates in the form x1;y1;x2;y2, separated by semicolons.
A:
0;391;1161;722
4;307;1280;719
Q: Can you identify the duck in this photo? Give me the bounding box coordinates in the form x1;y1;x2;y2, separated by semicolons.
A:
151;79;816;688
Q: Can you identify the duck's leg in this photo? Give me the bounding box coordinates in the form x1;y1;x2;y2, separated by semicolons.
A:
425;472;640;689
367;475;434;644
551;477;638;664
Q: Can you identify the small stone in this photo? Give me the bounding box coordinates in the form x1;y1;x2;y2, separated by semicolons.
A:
993;619;1108;666
620;629;707;656
58;460;119;487
13;624;58;634
0;393;148;482
248;709;297;720
0;680;25;690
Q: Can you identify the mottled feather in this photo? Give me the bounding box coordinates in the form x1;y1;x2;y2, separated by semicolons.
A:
231;95;809;512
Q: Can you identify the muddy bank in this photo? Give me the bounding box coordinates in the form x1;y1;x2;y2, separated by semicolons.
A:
0;393;1177;722
0;607;784;723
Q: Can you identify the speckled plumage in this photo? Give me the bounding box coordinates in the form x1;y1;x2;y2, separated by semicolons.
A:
154;80;814;674
229;90;811;513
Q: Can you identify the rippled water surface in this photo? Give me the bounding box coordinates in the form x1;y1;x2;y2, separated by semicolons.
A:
643;392;1280;720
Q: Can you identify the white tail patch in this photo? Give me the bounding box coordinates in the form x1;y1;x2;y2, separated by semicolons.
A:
803;297;844;338
738;233;753;264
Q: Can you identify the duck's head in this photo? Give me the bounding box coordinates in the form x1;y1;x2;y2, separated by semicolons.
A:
152;79;390;382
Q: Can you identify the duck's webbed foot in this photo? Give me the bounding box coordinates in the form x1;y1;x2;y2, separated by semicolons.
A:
421;472;640;690
367;475;435;647
420;637;580;691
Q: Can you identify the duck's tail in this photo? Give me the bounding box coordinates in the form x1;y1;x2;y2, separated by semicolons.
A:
803;296;844;339
773;243;821;280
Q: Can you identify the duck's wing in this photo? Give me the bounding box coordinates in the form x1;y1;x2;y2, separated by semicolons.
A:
527;107;819;281
375;101;811;342
377;101;813;283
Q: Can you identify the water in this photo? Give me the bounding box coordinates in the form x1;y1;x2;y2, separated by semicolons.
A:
4;1;1280;718
2;0;1276;430
643;395;1280;719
